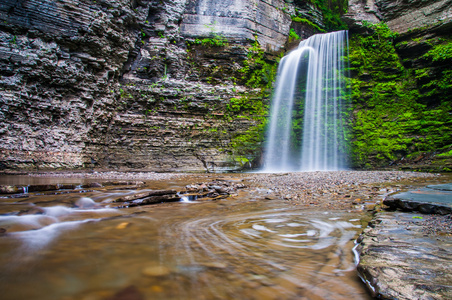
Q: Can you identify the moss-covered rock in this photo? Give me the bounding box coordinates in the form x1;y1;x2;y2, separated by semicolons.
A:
349;22;452;171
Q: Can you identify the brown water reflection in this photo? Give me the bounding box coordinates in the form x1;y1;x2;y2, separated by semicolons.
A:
0;176;372;300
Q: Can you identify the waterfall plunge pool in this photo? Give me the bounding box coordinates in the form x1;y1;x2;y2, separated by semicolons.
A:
0;173;376;300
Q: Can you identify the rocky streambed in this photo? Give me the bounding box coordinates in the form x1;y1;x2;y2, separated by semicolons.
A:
0;170;451;300
355;183;452;299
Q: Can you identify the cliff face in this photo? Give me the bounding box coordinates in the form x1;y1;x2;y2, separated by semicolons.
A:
0;0;137;170
0;0;302;172
346;0;452;33
346;1;452;171
376;0;452;33
1;0;451;172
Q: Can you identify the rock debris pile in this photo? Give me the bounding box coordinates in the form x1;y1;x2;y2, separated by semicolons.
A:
114;178;247;208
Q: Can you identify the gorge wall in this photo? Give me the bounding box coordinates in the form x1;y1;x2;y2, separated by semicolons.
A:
0;0;303;172
346;0;452;171
0;0;451;172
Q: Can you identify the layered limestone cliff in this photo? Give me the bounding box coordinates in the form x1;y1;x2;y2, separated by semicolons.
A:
345;0;452;34
0;0;305;172
1;0;451;172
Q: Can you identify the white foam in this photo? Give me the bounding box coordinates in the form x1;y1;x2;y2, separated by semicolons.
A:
252;224;276;233
75;197;97;208
14;219;97;250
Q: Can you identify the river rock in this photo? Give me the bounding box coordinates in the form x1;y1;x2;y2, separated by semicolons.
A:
81;182;103;188
115;190;177;202
0;185;23;194
357;184;452;299
108;285;144;300
142;265;171;277
75;197;98;208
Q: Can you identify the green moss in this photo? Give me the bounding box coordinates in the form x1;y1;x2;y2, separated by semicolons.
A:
190;22;229;47
239;39;279;89
291;17;326;33
193;36;228;47
424;40;452;62
349;22;452;168
307;0;348;31
291;0;348;32
224;40;281;168
437;148;452;157
289;28;301;42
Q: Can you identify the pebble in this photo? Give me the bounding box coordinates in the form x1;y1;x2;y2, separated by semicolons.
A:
116;222;130;230
142;265;171;277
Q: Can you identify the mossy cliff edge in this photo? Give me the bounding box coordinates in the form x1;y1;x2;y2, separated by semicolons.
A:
0;0;451;172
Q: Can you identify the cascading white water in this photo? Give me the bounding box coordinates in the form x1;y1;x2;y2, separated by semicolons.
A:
262;30;349;172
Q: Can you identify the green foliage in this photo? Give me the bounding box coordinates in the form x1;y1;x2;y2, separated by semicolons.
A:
437;148;452;157
301;0;348;31
349;22;452;168
415;39;452;102
226;39;281;169
239;39;279;89
193;22;229;47
291;17;326;33
194;36;228;47
226;94;269;169
289;28;301;42
424;40;452;62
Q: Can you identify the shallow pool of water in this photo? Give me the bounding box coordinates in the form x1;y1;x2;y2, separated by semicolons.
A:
0;176;373;300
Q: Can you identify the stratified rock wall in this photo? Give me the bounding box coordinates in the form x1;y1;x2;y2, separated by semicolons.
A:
376;0;452;33
180;0;292;51
345;0;452;33
0;0;138;169
0;0;293;172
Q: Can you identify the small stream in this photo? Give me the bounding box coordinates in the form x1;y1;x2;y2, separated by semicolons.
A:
1;175;374;300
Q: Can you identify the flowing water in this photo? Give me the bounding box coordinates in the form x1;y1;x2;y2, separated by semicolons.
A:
263;31;349;172
0;175;372;300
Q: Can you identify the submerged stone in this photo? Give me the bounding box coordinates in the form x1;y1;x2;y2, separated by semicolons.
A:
142;265;171;277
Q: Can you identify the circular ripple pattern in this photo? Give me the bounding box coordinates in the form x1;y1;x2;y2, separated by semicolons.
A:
178;208;369;300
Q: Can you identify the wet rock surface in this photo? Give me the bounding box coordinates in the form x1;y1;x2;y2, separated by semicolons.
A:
356;211;452;299
113;177;247;207
0;178;146;196
376;0;452;33
384;184;452;215
356;183;452;299
344;0;452;34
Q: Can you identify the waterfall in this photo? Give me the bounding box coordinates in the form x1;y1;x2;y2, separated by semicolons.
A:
262;31;349;172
